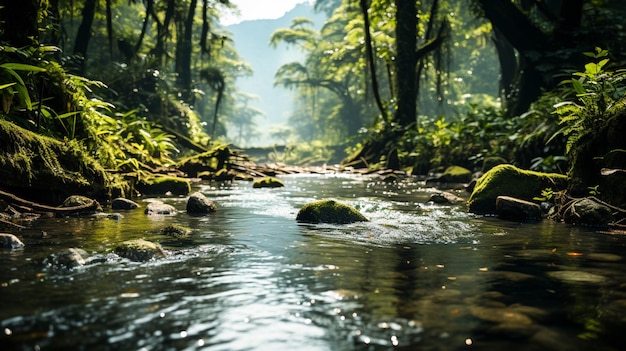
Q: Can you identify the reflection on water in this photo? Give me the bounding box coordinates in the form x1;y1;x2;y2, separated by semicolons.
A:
1;174;626;350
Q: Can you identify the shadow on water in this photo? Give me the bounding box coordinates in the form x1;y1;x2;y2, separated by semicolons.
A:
1;174;626;350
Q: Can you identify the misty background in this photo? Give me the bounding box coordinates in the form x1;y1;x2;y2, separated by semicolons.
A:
224;3;327;146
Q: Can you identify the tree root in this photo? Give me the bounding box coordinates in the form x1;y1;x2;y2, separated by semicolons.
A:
0;189;99;214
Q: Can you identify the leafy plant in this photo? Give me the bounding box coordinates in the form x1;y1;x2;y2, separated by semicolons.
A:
549;47;626;157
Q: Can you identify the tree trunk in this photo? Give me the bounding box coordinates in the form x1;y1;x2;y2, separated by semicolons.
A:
177;0;197;100
73;0;97;73
394;0;418;127
359;0;388;122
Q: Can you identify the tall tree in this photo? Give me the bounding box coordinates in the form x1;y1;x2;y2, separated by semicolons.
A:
476;0;626;116
393;0;418;127
73;0;98;71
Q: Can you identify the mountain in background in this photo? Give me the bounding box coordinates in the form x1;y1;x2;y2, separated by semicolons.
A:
225;2;326;146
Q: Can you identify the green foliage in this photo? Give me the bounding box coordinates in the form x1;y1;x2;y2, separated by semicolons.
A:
269;140;335;165
550;47;626;159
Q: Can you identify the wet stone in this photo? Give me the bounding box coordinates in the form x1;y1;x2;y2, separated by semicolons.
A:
46;248;87;269
186;192;217;214
547;270;607;284
145;201;177;215
470;306;533;325
111;198;139;210
0;233;24;249
115;239;166;262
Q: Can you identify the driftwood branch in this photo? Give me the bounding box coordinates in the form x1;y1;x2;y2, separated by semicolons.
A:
0;189;99;214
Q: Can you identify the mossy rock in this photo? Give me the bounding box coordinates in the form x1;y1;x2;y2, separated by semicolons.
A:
61;195;103;212
468;164;567;214
296;199;368;224
252;176;285;188
0;120;128;203
160;224;192;238
114;239;166;262
136;175;191;195
441;165;472;183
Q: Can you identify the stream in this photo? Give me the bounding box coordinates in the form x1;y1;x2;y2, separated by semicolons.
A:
1;174;625;350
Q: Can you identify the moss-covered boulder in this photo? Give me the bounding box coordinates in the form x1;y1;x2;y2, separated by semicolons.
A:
0;120;128;203
61;195;103;213
253;176;285;189
136;175;191;195
468;164;568;215
296;199;368;224
160;224;192;238
427;165;472;184
114;239;166;262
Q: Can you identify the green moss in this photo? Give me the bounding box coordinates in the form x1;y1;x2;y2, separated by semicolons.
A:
252;176;285;188
468;164;568;214
114;239;165;262
296;199;368;224
136;175;191;195
0;120;128;202
441;165;472;183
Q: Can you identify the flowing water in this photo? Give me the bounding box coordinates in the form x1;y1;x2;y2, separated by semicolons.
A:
1;174;626;351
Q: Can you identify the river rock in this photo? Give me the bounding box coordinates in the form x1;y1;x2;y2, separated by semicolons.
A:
46;248;87;269
296;199;368;224
470;305;533;325
160;224;192;238
562;197;614;227
252;176;285;188
115;239;166;262
426;165;472;184
186;192;217;214
496;196;542;220
429;191;465;204
61;195;102;213
136;175;191;195
468;164;568;215
111;197;139;210
145;201;177;215
547;270;607;284
0;233;24;249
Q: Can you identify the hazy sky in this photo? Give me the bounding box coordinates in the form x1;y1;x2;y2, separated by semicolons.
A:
220;0;313;26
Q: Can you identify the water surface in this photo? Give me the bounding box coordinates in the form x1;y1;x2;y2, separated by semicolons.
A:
1;174;625;350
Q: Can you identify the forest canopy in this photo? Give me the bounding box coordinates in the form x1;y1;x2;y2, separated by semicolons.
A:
0;0;624;192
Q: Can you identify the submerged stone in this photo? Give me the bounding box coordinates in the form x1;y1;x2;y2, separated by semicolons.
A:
47;248;87;269
468;164;567;215
470;305;533;325
115;239;166;262
547;270;607;284
296;199;368;224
